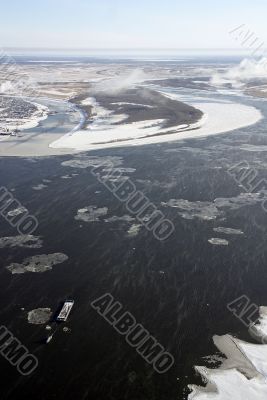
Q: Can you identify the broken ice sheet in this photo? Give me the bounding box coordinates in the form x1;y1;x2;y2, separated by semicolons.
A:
27;308;52;324
6;253;68;274
0;235;43;249
75;206;108;222
213;227;244;235
208;238;229;246
162;192;264;221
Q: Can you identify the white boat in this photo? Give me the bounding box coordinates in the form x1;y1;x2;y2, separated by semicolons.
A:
57;300;74;322
46;334;53;344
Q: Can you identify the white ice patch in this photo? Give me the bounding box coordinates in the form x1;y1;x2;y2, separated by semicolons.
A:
162;199;222;220
61;155;123;169
111;102;154;108
127;224;142;237
213;227;244;235
0;235;42;249
162;192;264;221
188;307;267;400
240;144;267;152
208;238;229;246
7;206;27;217
6;253;68;274
32;183;48;190
50;93;262;152
27;308;52;325
75;206;108;222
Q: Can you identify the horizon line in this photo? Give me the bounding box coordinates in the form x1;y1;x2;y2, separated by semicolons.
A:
2;47;253;52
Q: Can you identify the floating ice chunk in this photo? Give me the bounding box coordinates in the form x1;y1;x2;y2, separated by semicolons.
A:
75;206;108;222
162;192;264;221
127;224;142;237
6;253;68;274
27;308;52;325
213;227;244;235
102;167;136;174
161;199;222;220
214;192;262;210
0;235;42;249
32;183;48;191
61;155;123;169
7;207;27;217
208;238;229;246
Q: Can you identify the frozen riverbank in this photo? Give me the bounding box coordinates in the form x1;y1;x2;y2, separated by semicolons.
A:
50;93;262;152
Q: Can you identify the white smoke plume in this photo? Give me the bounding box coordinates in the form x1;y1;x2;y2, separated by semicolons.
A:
92;68;147;94
211;58;267;88
0;78;39;97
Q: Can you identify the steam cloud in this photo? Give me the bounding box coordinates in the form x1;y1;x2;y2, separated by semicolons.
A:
92;68;147;94
211;58;267;88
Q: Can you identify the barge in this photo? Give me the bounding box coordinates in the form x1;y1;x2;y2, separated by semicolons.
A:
57;300;74;322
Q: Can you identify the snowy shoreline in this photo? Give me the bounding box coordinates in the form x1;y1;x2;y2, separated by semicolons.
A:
50;93;263;152
188;306;267;399
0;90;263;156
0;96;49;140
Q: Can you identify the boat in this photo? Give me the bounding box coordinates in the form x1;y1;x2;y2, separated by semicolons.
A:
57;300;74;322
46;334;53;344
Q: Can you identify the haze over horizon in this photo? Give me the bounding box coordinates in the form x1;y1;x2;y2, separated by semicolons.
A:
1;0;267;50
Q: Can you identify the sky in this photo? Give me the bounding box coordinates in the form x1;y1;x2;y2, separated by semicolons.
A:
1;0;267;51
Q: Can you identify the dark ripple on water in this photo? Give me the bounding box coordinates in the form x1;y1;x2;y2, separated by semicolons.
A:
0;91;267;400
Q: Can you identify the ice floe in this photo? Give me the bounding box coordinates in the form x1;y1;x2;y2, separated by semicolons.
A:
27;308;52;325
162;192;264;221
32;183;48;191
127;224;142;237
75;206;108;222
188;306;267;399
213;227;244;235
208;238;229;246
0;235;42;249
7;206;27;217
161;199;222;220
61;155;123;169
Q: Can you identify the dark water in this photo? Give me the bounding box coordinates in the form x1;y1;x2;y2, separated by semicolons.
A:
25;98;83;136
1;111;267;399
